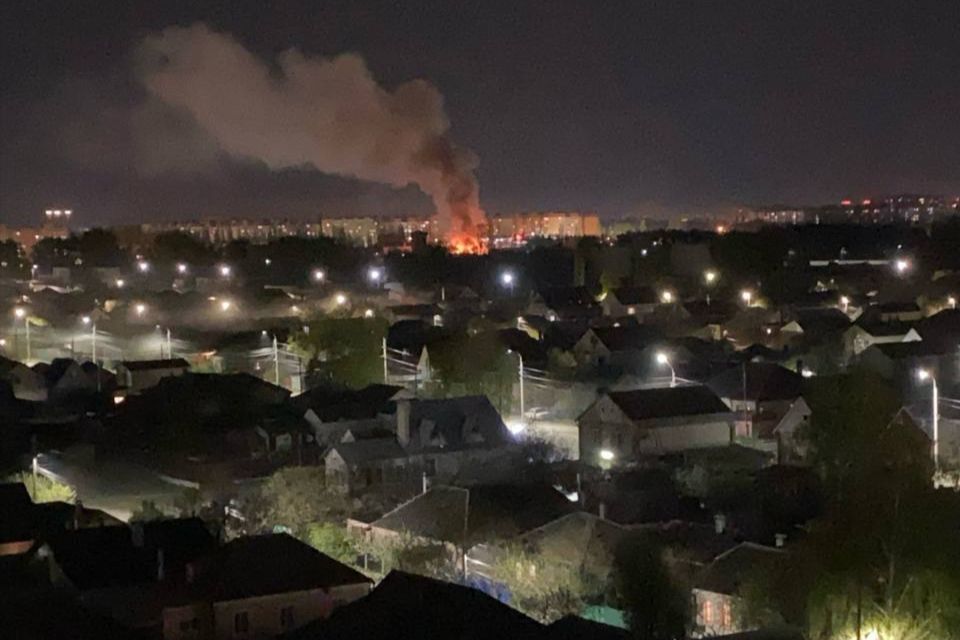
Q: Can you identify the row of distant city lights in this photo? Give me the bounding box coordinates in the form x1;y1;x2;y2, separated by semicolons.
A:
44;209;72;217
132;260;387;285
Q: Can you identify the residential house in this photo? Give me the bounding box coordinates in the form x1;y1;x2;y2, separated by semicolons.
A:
323;396;516;494
283;570;545;640
290;384;407;446
771;397;812;464
349;484;574;576
116;358;190;394
875;300;924;323
572;326;663;371
842;321;921;357
706;363;803;440
527;287;600;322
0;356;47;402
601;286;660;319
578;386;734;464
691;543;788;637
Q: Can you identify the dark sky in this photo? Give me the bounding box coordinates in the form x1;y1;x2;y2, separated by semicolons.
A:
2;0;959;227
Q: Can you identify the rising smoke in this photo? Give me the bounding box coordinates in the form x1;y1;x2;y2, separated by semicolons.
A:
137;23;485;247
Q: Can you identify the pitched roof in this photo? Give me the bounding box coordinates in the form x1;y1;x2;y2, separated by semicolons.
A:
285;570;544;640
195;533;371;601
611;286;658;305
589;326;664;352
549;615;630;640
606;386;731;421
327;439;408;465
694;542;786;595
292;383;403;421
392;396;510;452
119;358;190;371
706;363;803;402
370;484;574;546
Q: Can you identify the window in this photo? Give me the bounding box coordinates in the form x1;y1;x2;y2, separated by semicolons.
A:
701;599;714;625
234;612;249;635
280;606;295;629
721;600;733;628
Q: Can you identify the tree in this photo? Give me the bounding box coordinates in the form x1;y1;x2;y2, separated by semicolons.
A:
130;500;167;522
306;522;357;564
7;472;76;503
247;466;349;537
490;543;591;623
614;536;688;640
290;317;388;389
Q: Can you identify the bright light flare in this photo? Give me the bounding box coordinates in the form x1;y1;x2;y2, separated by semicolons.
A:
660;290;674;304
740;290;753;303
14;307;26;319
368;267;383;282
501;271;515;286
335;293;347;306
599;449;615;462
219;265;232;277
115;279;125;288
704;270;717;284
135;303;146;316
137;261;150;273
313;269;326;282
917;368;931;381
655;352;669;365
177;263;188;274
81;315;91;325
895;258;910;273
219;300;232;312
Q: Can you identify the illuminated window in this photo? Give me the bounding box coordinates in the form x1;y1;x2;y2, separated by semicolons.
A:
721;600;733;628
702;599;714;624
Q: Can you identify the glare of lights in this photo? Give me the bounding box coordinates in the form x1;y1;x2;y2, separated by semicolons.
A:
917;368;931;381
840;295;850;306
599;449;615;462
660;290;674;304
177;263;188;274
704;270;717;284
0;339;6;347
264;258;272;266
290;305;301;314
627;307;636;315
115;279;125;288
715;224;727;234
113;396;126;405
506;420;527;436
335;293;347;306
14;307;26;319
948;295;957;309
261;330;268;336
81;315;91;325
313;269;326;282
740;290;753;304
219;300;232;312
501;271;515;286
641;248;648;256
655;352;669;365
219;265;232;277
368;267;383;282
801;368;814;378
364;308;375;318
135;303;146;316
765;327;773;335
895;258;910;273
137;261;149;273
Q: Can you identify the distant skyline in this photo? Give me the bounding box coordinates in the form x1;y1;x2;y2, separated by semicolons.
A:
2;1;959;227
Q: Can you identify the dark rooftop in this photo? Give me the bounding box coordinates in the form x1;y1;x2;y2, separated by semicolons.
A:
707;362;803;402
606;386;731;421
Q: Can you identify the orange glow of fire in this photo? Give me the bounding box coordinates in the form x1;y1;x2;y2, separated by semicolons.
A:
448;233;487;255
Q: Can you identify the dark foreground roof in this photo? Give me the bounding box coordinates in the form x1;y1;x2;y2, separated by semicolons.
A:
606;386;730;421
706;362;802;402
284;570;544;640
119;358;190;371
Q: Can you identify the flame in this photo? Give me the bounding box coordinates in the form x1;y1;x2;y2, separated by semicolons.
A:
448;233;487;255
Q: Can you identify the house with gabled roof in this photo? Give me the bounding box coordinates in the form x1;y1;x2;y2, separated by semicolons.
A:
578;386;734;464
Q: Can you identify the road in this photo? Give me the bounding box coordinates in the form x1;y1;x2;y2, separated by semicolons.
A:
35;451;185;522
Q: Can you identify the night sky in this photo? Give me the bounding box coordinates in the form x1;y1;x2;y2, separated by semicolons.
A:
2;0;958;227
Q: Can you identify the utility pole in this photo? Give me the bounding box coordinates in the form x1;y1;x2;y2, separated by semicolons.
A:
273;335;280;387
382;338;389;384
25;317;31;362
166;328;172;359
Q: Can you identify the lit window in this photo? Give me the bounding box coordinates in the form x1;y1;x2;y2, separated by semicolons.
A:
702;599;714;624
721;600;733;628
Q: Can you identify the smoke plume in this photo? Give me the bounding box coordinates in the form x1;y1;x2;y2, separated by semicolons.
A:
137;23;485;246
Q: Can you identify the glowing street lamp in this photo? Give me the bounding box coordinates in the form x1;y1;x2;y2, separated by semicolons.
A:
660;290;674;304
655;351;676;387
312;269;326;282
335;293;347;306
599;449;615;462
134;303;146;317
13;307;30;361
364;308;375;318
740;290;753;306
176;263;188;275
367;267;383;284
917;369;939;471
948;295;957;310
704;270;718;285
137;260;150;273
115;278;125;288
219;300;232;312
81;315;96;366
264;258;272;266
501;270;516;294
895;258;910;274
219;264;232;278
839;295;850;313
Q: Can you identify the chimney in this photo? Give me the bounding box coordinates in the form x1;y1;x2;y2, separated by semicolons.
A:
714;513;727;535
131;522;145;547
598;502;607;521
156;548;165;581
396;399;412;447
775;533;787;548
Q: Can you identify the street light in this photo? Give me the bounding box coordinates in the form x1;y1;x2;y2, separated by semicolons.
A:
313;269;326;282
840;295;850;313
948;295;957;309
13;307;30;361
219;264;232;278
501;270;515;294
176;263;188;274
599;449;615;462
81;315;96;367
917;369;939;471
740;290;753;305
660;290;674;304
368;267;383;284
704;270;718;285
137;260;150;273
219;300;232;312
335;293;347;306
135;303;146;317
115;278;125;288
895;258;910;274
655;351;676;387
